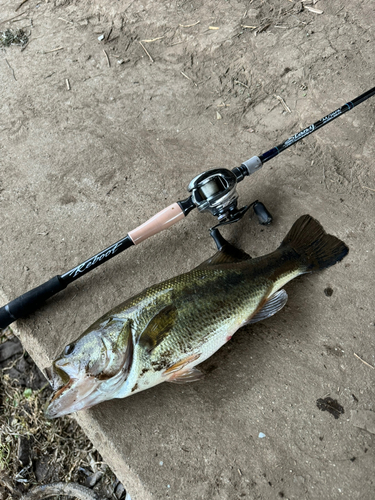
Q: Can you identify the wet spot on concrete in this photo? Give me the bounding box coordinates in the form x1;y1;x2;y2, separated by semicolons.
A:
324;344;344;357
203;363;218;374
59;194;77;205
316;397;344;419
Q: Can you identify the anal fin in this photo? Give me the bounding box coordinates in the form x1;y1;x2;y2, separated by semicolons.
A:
247;289;288;325
167;367;204;384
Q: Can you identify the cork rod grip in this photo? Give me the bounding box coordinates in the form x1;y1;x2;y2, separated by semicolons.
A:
128;203;185;245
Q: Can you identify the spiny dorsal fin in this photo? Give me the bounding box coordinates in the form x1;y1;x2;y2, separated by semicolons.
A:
138;304;177;352
167;367;204;384
247;289;288;325
195;242;251;270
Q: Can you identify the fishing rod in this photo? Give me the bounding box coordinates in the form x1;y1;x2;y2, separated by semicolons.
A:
1;86;374;329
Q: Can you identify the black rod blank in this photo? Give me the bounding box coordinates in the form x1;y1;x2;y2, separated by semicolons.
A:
258;86;375;164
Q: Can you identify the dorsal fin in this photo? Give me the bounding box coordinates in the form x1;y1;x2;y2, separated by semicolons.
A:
138;305;177;352
195;242;251;270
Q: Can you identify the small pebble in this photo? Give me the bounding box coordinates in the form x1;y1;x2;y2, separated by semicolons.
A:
0;338;23;362
324;287;333;297
85;470;103;488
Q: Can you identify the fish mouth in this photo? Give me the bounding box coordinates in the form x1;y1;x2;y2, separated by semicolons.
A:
44;332;134;418
44;365;102;419
44;364;70;391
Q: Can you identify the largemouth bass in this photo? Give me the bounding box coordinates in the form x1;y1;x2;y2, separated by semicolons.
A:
45;215;348;418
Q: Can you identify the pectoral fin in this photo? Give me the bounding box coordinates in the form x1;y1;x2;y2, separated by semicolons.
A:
138;304;178;352
247;289;288;325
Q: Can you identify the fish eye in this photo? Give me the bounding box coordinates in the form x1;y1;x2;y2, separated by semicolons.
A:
64;343;75;356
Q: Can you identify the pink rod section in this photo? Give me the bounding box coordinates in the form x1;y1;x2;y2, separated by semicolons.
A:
128;203;185;245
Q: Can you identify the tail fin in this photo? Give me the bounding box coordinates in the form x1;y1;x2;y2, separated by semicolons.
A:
281;215;349;272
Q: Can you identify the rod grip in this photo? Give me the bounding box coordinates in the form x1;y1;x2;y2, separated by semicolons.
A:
128;203;185;245
0;276;67;329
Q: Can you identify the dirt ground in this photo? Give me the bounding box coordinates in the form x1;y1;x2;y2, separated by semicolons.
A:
1;0;374;499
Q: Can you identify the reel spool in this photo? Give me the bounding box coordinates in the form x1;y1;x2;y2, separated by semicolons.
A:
188;168;272;227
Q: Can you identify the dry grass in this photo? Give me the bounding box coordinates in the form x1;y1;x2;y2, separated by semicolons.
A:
0;29;28;47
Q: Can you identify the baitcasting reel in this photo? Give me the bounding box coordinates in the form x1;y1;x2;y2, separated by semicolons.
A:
187;165;272;229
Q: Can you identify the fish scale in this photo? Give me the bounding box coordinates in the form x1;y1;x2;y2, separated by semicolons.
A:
132;266;279;390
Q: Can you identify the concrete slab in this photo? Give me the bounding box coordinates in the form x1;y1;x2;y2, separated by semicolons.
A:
1;0;375;498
